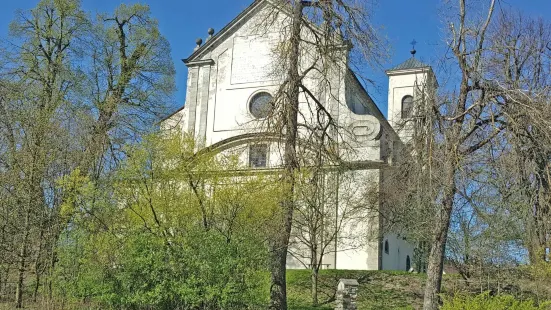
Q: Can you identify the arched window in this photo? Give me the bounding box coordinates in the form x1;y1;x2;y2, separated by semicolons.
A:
384;240;389;254
401;95;414;118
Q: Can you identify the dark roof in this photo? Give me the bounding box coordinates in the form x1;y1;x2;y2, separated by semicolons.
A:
388;57;429;71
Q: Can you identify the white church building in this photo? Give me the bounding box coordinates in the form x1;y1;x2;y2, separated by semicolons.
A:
162;0;436;271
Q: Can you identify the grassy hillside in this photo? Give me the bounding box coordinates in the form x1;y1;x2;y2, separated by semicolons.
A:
286;269;551;310
2;269;549;309
287;270;424;310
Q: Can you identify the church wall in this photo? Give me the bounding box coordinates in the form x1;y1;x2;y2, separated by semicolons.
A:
382;233;415;271
343;71;404;165
180;3;349;168
344;72;377;116
169;2;392;168
287;169;338;270
286;168;381;271
334;169;380;270
163;0;423;272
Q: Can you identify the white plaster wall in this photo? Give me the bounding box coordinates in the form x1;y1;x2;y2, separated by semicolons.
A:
169;1;389;167
387;72;428;124
161;110;186;133
162;1;419;272
387;70;431;143
194;5;347;151
335;169;380;270
381;233;415;271
286;168;381;271
176;2;383;163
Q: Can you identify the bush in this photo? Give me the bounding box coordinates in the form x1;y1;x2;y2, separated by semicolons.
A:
442;292;551;310
53;134;276;309
55;228;269;309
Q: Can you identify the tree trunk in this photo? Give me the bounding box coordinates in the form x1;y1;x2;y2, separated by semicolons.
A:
33;266;40;303
423;170;456;310
47;235;59;301
269;2;303;310
15;210;31;309
311;268;319;306
310;219;319;307
32;224;46;302
0;265;3;300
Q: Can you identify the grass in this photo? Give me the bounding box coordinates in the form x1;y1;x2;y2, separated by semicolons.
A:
285;269;551;310
3;269;549;309
286;270;424;310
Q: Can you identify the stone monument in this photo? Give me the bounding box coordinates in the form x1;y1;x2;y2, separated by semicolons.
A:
335;279;359;310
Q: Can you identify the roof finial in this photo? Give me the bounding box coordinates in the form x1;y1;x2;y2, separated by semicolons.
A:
410;39;417;57
194;38;203;51
207;28;215;40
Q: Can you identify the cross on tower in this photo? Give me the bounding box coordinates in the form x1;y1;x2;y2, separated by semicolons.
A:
410;39;417;57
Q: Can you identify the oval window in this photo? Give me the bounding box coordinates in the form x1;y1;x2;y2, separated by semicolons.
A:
249;92;273;119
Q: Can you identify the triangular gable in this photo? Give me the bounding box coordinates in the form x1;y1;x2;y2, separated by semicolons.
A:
183;0;327;65
184;0;270;64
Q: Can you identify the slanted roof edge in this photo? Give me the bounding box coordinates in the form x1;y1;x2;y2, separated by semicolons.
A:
386;57;430;73
183;1;264;64
184;0;287;64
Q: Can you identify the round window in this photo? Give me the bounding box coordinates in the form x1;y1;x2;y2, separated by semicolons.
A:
249;92;273;119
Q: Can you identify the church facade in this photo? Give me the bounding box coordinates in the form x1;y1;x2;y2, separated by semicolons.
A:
162;0;435;271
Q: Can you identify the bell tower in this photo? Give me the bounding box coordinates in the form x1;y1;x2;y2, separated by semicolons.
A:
386;42;437;143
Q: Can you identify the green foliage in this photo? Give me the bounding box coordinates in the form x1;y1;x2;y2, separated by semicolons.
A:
53;133;279;309
84;230;268;309
0;0;177;306
442;292;551;310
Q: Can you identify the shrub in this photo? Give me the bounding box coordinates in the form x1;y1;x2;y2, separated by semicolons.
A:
442;292;551;310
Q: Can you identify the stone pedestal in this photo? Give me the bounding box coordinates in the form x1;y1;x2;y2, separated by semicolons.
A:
335;279;359;310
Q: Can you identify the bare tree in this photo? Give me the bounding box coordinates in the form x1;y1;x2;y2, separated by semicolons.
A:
290;163;377;305
487;12;551;263
379;2;551;309
249;1;388;308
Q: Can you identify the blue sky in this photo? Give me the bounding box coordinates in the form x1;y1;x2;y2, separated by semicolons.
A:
1;0;549;115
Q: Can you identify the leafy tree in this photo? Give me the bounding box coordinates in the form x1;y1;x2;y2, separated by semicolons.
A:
54;133;281;309
0;1;175;306
0;0;87;306
84;3;175;177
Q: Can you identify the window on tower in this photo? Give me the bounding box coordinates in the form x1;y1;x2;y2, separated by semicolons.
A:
401;95;414;118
